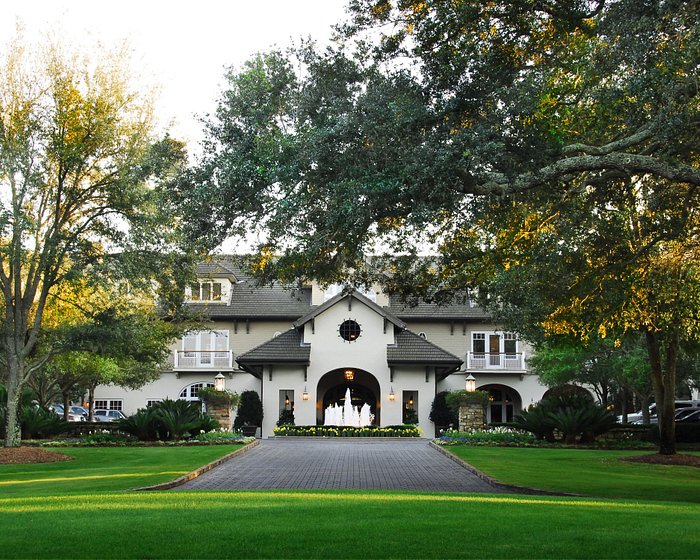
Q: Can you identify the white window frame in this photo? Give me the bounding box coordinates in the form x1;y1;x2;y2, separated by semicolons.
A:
94;399;123;411
179;382;215;401
181;330;230;367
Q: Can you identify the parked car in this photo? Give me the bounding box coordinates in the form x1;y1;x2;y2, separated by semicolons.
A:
49;403;86;422
677;410;700;423
675;407;699;421
620;400;700;424
93;409;127;422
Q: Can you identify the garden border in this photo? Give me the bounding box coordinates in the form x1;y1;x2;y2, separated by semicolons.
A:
130;439;260;491
429;441;582;497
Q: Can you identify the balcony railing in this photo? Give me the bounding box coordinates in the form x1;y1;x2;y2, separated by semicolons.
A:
467;352;525;370
174;350;233;369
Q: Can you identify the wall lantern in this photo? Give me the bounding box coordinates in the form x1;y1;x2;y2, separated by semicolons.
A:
302;386;309;401
465;374;476;392
344;369;355;381
408;396;414;407
285;393;290;407
214;373;226;392
388;387;396;401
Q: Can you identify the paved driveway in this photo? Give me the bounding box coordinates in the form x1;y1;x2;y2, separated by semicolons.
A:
178;438;505;493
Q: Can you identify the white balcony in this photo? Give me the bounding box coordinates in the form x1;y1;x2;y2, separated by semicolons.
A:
174;350;233;369
467;352;525;370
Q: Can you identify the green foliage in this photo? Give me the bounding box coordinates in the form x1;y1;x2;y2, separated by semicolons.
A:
116;400;218;441
436;426;537;446
445;390;489;410
198;388;240;408
117;408;161;441
277;409;295;426
233;391;263;429
513;395;617;443
19;407;70;440
272;425;421;437
429;391;458;428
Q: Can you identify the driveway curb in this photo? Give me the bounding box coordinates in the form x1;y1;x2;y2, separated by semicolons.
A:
131;440;260;491
429;441;581;497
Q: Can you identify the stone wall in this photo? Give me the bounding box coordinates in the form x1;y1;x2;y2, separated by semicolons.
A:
458;403;485;431
207;403;233;431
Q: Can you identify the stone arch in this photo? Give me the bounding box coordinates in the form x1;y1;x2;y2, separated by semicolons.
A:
316;368;381;425
478;383;523;424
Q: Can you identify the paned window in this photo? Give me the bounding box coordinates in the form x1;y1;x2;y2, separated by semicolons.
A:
339;319;361;342
189;281;223;302
94;399;123;410
179;382;214;400
472;333;486;354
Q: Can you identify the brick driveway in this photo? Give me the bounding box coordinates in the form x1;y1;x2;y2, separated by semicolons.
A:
177;438;505;493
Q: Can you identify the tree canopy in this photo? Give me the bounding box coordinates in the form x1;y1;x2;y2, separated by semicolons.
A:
181;0;700;453
0;35;191;446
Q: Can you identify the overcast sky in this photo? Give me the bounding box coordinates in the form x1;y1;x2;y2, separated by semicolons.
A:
0;0;348;151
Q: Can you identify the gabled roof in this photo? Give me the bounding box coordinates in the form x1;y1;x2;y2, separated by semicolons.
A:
387;330;463;367
236;328;310;373
196;256;249;280
292;289;406;330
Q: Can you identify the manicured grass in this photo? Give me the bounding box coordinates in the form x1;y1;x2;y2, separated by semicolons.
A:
1;445;699;558
0;445;243;497
1;490;699;558
445;446;700;502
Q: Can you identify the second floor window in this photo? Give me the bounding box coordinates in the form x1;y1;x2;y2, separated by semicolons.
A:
190;281;223;302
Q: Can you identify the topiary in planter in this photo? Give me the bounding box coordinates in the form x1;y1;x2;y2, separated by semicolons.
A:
198;388;240;409
234;390;263;430
429;391;458;429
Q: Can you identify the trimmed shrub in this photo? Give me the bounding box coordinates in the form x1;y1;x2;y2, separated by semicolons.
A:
429;391;458;429
234;391;263;430
117;408;160;441
20;406;69;439
277;409;295;426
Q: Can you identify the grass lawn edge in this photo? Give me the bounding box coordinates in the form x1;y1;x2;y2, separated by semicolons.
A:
429;441;583;497
129;439;260;491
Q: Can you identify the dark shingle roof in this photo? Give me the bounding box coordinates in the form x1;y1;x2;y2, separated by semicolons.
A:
387;330;463;366
196;256;249;280
387;296;490;321
191;282;312;319
236;328;310;365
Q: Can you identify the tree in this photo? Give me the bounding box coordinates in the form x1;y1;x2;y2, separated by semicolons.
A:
184;1;699;454
0;35;188;447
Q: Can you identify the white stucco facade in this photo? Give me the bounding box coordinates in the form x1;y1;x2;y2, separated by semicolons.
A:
95;260;549;436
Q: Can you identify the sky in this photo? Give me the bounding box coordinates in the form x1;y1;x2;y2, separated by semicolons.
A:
0;0;348;151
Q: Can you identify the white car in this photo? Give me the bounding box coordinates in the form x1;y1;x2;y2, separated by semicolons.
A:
620;400;700;424
93;409;127;422
50;403;86;422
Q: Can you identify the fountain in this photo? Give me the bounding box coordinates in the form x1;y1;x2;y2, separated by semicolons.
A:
324;388;373;427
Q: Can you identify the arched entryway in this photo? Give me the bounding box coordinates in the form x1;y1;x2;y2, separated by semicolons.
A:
479;384;522;424
316;368;381;425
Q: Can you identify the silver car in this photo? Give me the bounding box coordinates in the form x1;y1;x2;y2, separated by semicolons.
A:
93;409;127;422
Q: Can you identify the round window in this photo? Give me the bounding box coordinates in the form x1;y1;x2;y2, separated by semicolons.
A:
339;319;361;342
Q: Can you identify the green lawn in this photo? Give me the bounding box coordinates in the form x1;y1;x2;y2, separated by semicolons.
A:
0;445;244;497
445;446;700;503
0;445;699;558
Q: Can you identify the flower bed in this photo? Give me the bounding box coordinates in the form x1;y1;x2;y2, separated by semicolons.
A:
273;425;421;437
435;426;537;446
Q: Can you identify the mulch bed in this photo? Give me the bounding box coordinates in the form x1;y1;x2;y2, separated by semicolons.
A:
620;453;700;468
0;447;74;464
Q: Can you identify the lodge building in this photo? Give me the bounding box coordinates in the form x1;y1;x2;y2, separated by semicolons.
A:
95;258;548;436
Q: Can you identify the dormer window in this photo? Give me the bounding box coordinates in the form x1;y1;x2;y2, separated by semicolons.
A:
190;281;222;302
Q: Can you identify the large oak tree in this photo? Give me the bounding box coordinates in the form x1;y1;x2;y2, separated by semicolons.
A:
0;36;189;446
182;0;700;453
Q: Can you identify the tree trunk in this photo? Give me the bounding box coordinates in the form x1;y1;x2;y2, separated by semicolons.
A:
62;392;71;422
645;330;677;455
3;373;22;448
88;386;96;422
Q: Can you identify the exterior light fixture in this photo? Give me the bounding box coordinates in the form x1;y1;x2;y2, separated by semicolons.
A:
344;369;354;381
285;393;290;407
465;374;476;392
214;373;226;392
388;387;396;401
302;387;309;401
408;396;414;406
